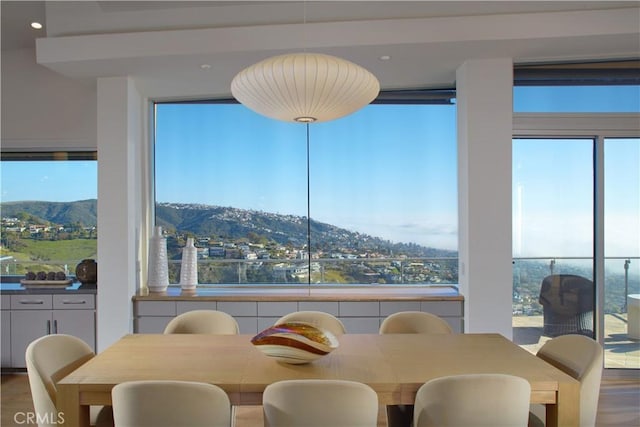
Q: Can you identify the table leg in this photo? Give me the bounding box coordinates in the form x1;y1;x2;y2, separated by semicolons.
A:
57;383;90;427
548;381;580;427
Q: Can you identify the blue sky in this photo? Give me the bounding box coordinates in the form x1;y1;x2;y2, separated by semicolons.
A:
513;137;640;257
154;103;459;249
1;160;97;203
1;85;638;254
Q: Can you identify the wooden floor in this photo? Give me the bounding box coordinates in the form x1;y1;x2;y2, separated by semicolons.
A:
2;373;638;426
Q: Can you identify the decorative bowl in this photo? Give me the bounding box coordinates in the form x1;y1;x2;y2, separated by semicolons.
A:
251;322;339;364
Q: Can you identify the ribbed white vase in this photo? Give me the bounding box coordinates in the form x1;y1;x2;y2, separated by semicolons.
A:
179;237;198;290
147;226;169;292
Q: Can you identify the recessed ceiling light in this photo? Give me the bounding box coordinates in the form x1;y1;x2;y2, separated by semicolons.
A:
379;55;391;61
30;22;43;30
200;64;212;70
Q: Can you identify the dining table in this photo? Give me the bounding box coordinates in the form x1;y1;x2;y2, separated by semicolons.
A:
56;333;579;427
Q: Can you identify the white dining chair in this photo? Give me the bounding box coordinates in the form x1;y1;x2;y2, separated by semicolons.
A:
379;311;453;334
263;379;378;427
413;373;531;427
111;380;231;427
163;309;239;334
275;310;346;336
529;334;603;427
380;311;454;427
25;334;112;427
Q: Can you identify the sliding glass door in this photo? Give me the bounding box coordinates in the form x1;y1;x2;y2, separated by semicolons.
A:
512;135;639;370
603;138;640;368
512;138;595;353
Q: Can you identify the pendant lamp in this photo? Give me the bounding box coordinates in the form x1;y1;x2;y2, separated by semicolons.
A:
231;52;380;123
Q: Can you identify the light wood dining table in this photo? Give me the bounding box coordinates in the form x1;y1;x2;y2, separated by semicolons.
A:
57;333;579;427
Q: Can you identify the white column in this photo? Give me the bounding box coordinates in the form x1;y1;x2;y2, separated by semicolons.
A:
96;77;144;350
456;58;513;339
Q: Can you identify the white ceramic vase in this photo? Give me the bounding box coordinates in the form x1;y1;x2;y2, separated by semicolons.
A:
147;226;169;292
179;237;198;290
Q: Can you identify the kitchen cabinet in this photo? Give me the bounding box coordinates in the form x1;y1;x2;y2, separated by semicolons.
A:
7;293;95;368
1;295;11;367
133;287;464;335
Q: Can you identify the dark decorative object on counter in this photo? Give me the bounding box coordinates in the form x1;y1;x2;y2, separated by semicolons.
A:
75;259;98;284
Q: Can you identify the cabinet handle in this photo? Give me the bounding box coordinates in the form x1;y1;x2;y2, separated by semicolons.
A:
19;300;45;305
53;320;58;333
46;320;51;334
61;300;86;305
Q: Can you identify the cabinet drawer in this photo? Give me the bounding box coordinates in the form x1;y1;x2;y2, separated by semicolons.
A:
380;301;421;316
257;301;297;317
135;316;174;334
339;317;380;334
217;302;257;316
135;301;177;316
53;294;95;310
236;317;258;334
11;295;52;310
1;295;10;310
421;301;463;317
339;301;379;317
177;301;216;314
298;301;339;315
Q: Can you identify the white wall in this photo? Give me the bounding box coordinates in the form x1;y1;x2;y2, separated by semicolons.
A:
457;58;514;338
96;77;145;350
1;48;97;150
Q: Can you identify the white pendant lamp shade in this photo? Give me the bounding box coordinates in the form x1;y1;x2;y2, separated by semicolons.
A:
231;53;380;123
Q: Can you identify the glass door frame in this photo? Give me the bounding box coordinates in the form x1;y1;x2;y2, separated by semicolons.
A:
513;113;639;374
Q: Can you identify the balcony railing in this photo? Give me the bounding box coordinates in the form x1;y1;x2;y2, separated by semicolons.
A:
165;256;459;286
512;256;639;316
512;256;639;369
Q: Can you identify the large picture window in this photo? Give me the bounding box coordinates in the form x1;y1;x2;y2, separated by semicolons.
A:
0;152;98;281
154;98;458;286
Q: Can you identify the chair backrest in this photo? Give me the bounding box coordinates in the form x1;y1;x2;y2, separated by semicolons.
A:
539;274;594;313
263;379;378;427
379;311;453;334
111;380;231;427
536;334;603;427
275;311;346;336
413;374;531;427
25;334;95;427
163;310;239;334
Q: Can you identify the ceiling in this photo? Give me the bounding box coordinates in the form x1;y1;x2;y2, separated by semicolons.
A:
2;1;639;99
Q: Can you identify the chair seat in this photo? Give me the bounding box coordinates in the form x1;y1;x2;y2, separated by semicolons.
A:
111;380;231;427
163;310;239;334
263;379;378;427
413;374;531;427
529;334;603;426
26;334;114;427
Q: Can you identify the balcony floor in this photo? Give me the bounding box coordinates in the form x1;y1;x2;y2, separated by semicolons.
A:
513;314;639;370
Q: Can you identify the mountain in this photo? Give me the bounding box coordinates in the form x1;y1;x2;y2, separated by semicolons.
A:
155;203;455;257
1;200;456;257
1;200;98;226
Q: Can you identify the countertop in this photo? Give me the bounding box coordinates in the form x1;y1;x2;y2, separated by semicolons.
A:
133;285;463;302
1;281;97;295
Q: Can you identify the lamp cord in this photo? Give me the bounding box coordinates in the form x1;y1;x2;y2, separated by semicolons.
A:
306;122;312;285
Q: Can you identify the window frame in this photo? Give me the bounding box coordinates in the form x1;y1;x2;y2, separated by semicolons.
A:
0;150;98;281
151;91;459;287
513;112;640;369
